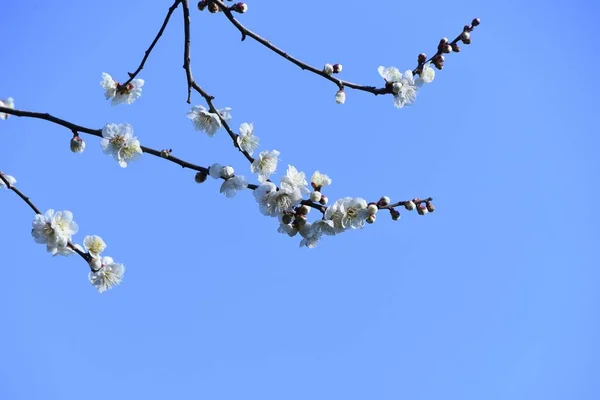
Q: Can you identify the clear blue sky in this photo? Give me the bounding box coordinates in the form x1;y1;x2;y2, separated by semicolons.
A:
1;0;598;399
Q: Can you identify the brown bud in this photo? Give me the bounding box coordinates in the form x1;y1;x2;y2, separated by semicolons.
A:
451;42;461;52
417;204;428;215
319;195;328;205
390;209;401;221
464;25;472;32
160;149;172;158
197;0;208;10
232;2;247;13
332;63;343;73
462;37;471;45
426;202;435;213
378;196;391;206
281;213;293;225
443;44;452;53
194;171;208;183
418;53;427;64
208;2;219;13
471;18;480;27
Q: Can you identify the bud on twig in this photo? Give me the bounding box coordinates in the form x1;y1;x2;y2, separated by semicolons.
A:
208;2;219;13
418;53;427;64
332;63;343;73
472;18;480;26
194;171;208;183
231;2;248;13
426;202;435;213
197;0;208;11
70;136;85;153
390;209;401;221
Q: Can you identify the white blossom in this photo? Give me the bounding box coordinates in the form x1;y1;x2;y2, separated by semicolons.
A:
31;209;79;255
378;66;420;108
286;165;309;194
100;73;144;106
251;150;280;182
417;62;435;84
220;176;248;198
101;123;142;168
324;197;369;232
253;181;278;216
186;105;231;137
323;63;334;75
236;122;260;155
0;173;16;189
298;220;335;248
263;176;302;216
0;97;15;120
311;171;331;189
89;256;125;293
83;235;106;257
220;166;235;179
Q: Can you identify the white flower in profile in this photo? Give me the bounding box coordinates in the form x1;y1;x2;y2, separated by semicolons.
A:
101;123;142;168
100;73;144;106
251;150;280;182
83;235;106;258
89;256;125;293
298;219;336;248
417;62;435;84
0;97;14;120
220;176;248;198
286;165;309;194
253;181;277;216
378;66;419;108
311;171;331;189
324;197;369;232
0;173;16;189
31;209;79;255
237;122;260;155
187;105;232;137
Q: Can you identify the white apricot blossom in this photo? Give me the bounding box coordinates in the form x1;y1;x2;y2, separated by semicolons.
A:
417;62;435;84
220;176;248;198
0;97;15;120
237;122;259;155
253;181;278;216
311;171;331;189
186;105;232;137
31;209;79;255
89;256;125;293
286;165;309;194
100;73;144;106
83;235;106;258
101;123;142;168
251;150;280;182
263;176;303;216
0;173;16;188
299;219;336;248
378;66;419;108
324;197;369;232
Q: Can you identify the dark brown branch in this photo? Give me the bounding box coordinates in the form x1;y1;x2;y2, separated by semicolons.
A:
181;0;255;164
118;0;183;89
0;172;90;261
212;0;477;96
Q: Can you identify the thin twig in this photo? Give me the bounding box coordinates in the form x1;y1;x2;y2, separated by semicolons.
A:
118;0;183;89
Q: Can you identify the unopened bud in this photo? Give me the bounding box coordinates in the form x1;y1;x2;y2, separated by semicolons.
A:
418;53;427;64
298;205;311;215
472;18;480;26
295;214;307;227
390;209;401;221
194;171;208;183
426;202;435;213
443;44;452;53
379;196;391;206
319;195;328;205
451;42;461;52
335;89;346;104
417;204;429;215
281;214;293;225
197;0;208;11
310;191;322;202
461;31;471;41
160;149;172;158
332;63;343;73
367;204;378;215
323;63;334;75
232;2;247;13
70;136;85;153
208;2;219;13
438;37;448;51
89;257;102;271
462;37;471;45
366;214;376;224
220;165;235;179
404;201;416;211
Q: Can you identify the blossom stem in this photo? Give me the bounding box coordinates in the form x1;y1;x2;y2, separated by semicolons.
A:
118;0;183;90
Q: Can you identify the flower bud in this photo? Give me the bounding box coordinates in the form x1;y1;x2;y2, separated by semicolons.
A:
379;196;390;206
197;1;208;11
89;257;102;271
310;191;322;202
426;202;435;213
404;200;416;211
323;63;334;75
472;18;480;26
232;2;248;13
443;44;452;53
438;37;448;51
208;2;219;13
319;195;328;205
70;136;85;153
194;171;208;183
281;213;293;225
295;214;307;227
160;149;172;158
335;89;346;104
220;165;235;179
418;53;427;64
462;37;471;45
333;63;343;73
367;204;378;215
298;205;311;215
390;209;400;221
461;31;471;41
417;204;429;215
209;163;223;179
451;43;461;52
366;214;376;224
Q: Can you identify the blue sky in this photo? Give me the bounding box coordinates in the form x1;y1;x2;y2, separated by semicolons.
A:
1;0;599;399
